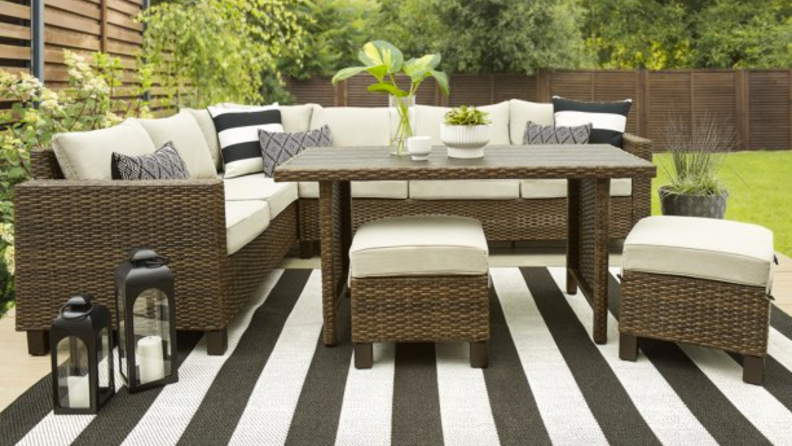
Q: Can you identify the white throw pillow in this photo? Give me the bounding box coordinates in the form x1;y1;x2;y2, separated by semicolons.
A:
52;119;156;180
138;111;217;179
280;105;315;133
509;99;554;145
208;104;283;178
309;106;390;147
184;108;222;171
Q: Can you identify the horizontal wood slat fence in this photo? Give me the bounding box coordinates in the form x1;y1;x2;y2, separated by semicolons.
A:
286;70;792;151
0;0;170;112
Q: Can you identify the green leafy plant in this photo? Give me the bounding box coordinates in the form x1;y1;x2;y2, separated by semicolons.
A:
332;40;450;154
140;0;309;108
444;106;490;126
659;113;735;196
0;51;151;308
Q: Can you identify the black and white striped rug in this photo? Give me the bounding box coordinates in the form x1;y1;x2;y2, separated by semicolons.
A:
3;267;792;446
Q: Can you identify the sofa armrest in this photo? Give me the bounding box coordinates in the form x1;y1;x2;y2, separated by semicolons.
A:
622;133;653;162
13;179;229;331
622;134;653;222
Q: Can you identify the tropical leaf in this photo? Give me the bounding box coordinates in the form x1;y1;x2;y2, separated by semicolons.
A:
365;64;388;82
367;82;408;97
430;70;450;96
332;66;368;84
358;40;403;73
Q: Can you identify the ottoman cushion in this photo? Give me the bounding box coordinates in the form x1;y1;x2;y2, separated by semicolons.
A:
350;216;488;278
623;216;774;288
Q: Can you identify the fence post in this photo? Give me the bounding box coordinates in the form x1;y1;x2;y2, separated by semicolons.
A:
735;69;749;151
638;69;649;139
335;79;347;106
30;0;44;81
536;69;550;102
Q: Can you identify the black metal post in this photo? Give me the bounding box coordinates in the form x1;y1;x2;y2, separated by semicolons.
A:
31;0;44;81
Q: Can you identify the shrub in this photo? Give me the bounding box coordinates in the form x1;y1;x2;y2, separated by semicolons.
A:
444;106;490;126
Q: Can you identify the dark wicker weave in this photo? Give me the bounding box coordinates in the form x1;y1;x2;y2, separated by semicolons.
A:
619;271;771;384
276;143;656;346
296;133;653;246
15;149;297;356
351;275;490;368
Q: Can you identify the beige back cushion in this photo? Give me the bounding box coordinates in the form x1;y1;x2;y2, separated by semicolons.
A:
280;105;314;133
53;119;156;180
509;99;554;145
414;102;511;147
310;105;390;147
139;111;217;179
184;108;222;171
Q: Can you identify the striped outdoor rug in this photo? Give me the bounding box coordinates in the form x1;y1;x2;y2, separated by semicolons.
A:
3;267;792;446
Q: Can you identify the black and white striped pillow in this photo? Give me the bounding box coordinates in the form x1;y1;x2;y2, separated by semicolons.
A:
552;97;632;148
208;104;284;178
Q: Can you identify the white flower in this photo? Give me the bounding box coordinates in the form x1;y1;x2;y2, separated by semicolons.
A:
3;245;14;276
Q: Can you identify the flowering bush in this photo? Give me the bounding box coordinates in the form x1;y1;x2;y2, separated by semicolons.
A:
0;50;151;309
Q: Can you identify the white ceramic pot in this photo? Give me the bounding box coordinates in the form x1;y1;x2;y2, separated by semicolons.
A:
440;124;491;159
407;136;432;161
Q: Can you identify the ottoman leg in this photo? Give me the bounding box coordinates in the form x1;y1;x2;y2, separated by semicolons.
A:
470;341;489;368
743;355;764;385
619;333;639;361
27;330;50;356
355;343;373;369
299;240;314;259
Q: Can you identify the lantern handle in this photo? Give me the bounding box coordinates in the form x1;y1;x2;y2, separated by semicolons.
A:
129;249;170;268
60;295;94;320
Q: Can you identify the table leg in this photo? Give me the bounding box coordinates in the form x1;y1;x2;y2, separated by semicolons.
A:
567;178;611;344
318;181;352;346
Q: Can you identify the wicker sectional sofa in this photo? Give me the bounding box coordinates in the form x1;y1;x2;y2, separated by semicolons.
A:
15;100;652;356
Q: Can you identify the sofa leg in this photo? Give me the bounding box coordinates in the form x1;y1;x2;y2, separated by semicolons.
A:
354;343;373;369
206;329;228;356
299;241;314;259
27;330;50;356
743;355;764;385
470;341;489;368
619;333;639;361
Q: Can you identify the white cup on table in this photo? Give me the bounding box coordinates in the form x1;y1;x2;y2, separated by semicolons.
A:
407;136;432;161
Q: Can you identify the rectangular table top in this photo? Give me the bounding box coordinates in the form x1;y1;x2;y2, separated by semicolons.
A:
274;144;656;182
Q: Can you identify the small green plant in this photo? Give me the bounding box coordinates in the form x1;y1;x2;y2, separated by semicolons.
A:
332;40;450;154
444;106;491;126
659;113;735;196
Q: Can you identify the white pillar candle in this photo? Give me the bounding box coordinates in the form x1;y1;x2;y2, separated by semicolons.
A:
67;375;90;409
137;336;165;384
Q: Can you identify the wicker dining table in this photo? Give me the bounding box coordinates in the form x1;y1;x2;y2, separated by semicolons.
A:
275;144;656;346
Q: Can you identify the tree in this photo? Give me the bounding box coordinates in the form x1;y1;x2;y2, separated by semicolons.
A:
374;0;586;74
140;0;309;107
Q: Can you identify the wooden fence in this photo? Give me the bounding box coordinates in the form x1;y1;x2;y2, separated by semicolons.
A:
0;0;160;110
286;70;792;151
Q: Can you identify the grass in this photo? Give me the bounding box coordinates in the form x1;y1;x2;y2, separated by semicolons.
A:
652;150;792;256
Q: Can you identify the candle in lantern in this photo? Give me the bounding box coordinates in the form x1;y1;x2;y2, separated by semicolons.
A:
67;375;90;409
137;336;165;384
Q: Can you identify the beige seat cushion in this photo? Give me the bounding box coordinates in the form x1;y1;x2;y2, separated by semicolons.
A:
414;102;511;147
184;108;222;171
623;216;774;288
297;181;408;199
225;201;271;256
350;215;489;278
509;100;554;145
520;179;633;199
410;180;520;200
280;105;314;133
52;119;157;180
310;105;390;147
139;111;217;179
223;174;298;219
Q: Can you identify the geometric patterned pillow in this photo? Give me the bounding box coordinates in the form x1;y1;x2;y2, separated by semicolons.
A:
111;142;190;180
523;121;593;145
260;125;332;178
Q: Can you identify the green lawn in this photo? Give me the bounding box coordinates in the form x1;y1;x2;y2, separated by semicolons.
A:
651;151;792;256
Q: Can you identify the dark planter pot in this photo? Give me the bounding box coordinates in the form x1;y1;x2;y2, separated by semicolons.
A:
658;186;728;219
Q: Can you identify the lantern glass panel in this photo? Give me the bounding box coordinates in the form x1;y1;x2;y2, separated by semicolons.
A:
97;328;112;396
117;286;128;384
133;288;172;385
55;337;90;409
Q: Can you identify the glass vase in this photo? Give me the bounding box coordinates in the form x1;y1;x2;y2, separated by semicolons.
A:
389;94;416;156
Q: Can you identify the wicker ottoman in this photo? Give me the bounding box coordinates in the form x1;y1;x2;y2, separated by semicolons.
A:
350;215;490;369
619;216;775;385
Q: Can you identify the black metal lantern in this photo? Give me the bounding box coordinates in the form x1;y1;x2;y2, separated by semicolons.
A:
115;249;178;393
50;295;114;415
